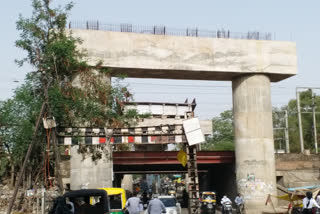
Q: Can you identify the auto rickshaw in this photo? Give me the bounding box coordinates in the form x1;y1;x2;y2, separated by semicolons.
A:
101;188;127;214
49;189;110;214
200;191;216;214
168;186;176;196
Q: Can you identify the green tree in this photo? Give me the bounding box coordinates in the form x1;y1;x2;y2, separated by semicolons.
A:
202;110;235;151
15;0;137;127
1;0;138;187
0;82;43;186
272;107;287;151
272;90;320;153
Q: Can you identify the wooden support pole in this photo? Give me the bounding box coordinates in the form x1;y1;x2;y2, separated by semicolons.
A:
6;102;46;214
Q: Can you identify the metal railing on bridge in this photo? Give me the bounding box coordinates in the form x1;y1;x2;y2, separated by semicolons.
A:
68;21;273;41
57;125;187;145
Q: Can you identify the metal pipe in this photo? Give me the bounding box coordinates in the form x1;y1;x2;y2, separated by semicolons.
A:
312;91;318;154
284;110;290;153
296;89;304;153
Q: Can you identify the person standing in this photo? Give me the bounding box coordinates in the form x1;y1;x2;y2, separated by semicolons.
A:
147;194;166;214
303;191;320;214
125;192;142;214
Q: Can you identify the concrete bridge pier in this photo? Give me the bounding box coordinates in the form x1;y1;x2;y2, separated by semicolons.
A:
232;74;277;213
70;145;113;189
70;71;113;190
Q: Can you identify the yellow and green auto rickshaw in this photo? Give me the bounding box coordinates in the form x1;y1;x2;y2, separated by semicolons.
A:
101;188;127;214
200;191;216;214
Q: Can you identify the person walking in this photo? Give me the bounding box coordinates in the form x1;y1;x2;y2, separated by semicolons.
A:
125;192;142;214
147;194;166;214
302;191;320;214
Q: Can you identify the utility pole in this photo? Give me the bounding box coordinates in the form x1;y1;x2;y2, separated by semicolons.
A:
312;91;318;154
296;89;304;153
284;110;290;153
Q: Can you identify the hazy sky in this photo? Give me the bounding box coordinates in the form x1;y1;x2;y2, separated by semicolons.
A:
1;0;320;119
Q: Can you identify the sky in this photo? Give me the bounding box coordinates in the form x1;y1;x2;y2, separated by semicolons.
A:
1;0;320;119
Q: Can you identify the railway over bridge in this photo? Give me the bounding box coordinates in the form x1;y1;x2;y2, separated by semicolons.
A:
113;151;235;173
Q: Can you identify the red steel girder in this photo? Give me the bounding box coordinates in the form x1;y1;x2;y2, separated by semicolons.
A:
113;151;234;165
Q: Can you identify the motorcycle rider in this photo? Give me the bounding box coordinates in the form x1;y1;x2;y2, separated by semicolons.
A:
221;195;232;213
302;191;320;214
235;193;244;213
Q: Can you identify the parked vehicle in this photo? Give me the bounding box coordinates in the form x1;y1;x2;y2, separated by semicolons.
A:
100;188;126;214
200;192;216;214
49;189;110;214
158;195;181;214
222;202;232;214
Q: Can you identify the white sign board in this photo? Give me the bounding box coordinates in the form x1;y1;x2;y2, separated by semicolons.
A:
183;118;205;146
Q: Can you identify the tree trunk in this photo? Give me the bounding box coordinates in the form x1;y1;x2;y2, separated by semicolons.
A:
10;164;15;189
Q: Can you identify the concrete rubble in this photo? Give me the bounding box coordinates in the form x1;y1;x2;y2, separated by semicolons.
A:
0;184;59;214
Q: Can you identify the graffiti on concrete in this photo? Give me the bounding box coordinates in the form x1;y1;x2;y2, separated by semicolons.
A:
238;173;274;200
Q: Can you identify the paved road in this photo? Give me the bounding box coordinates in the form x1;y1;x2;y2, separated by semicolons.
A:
181;208;222;214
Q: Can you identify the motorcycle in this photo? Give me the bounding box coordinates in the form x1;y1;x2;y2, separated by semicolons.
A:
222;202;232;214
236;203;244;214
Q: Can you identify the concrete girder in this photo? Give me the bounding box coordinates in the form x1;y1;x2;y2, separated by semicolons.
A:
72;29;297;82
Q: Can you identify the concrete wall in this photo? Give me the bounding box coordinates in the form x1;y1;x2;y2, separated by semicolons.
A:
70;145;113;190
71;29;297;82
275;154;320;188
121;175;133;193
60;155;71;189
